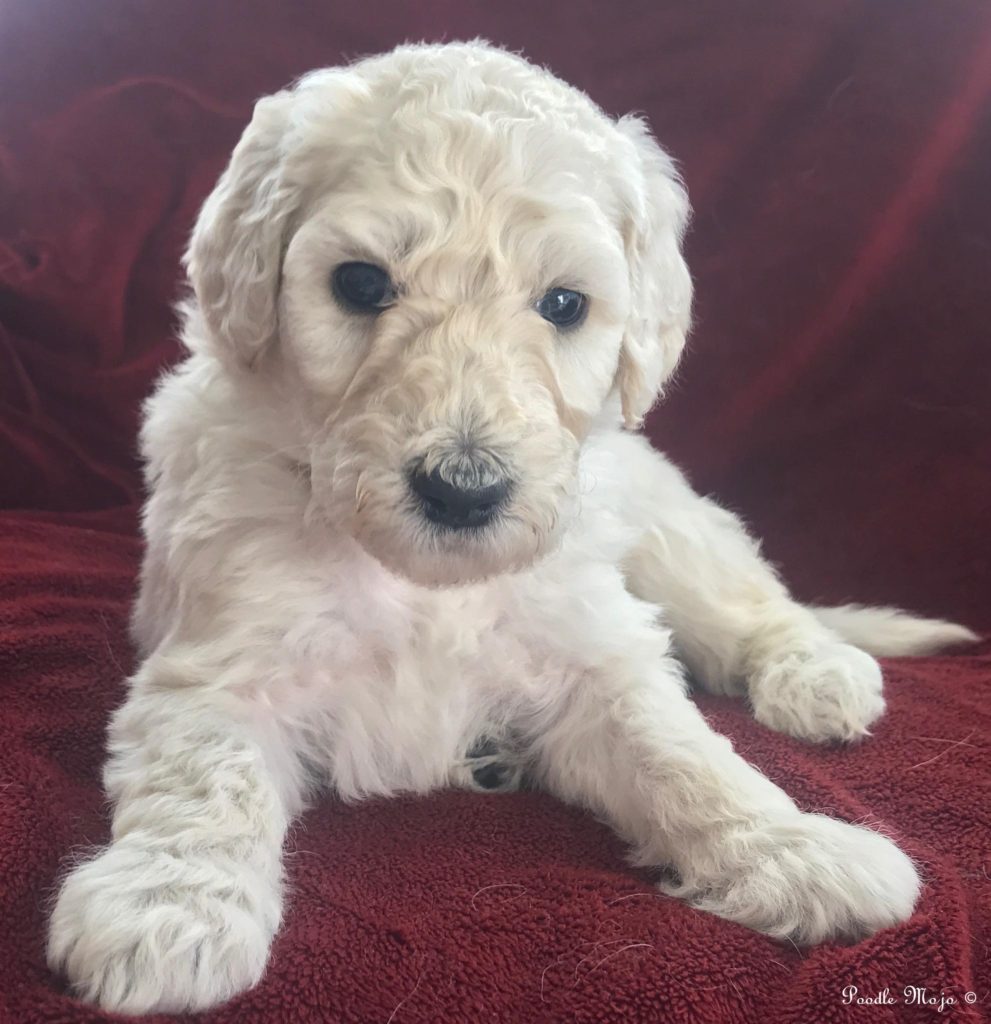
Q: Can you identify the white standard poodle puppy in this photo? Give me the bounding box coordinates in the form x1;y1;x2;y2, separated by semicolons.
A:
47;41;977;1014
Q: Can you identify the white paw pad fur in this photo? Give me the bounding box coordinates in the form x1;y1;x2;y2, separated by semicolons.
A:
662;813;920;944
749;642;885;742
47;842;278;1013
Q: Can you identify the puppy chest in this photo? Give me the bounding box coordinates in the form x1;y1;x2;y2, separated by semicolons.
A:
305;589;536;796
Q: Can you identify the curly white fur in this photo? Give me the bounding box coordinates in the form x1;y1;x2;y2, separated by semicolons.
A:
46;41;978;1014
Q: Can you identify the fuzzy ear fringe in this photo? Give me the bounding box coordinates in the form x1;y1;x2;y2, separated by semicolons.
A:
184;92;297;369
613;116;693;425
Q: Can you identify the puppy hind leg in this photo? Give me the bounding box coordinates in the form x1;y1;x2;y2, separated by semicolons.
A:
619;447;885;741
627;515;887;743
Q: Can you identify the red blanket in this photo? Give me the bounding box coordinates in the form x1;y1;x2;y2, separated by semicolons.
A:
2;2;989;1021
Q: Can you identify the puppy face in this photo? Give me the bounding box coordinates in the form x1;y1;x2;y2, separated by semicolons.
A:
185;42;692;587
280;178;631;585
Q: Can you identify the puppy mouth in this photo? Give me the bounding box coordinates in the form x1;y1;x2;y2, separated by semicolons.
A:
309;433;562;584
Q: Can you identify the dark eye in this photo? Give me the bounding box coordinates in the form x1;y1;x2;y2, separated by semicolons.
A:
332;262;395;312
536;287;588;329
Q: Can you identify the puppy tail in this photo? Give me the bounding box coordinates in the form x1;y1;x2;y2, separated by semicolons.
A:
811;603;980;657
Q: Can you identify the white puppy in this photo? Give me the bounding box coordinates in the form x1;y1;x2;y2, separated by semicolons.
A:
47;41;977;1014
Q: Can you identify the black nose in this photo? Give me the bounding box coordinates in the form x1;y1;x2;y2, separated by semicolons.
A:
409;467;509;530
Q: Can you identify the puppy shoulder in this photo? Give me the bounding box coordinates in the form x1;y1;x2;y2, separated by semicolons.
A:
140;352;230;480
580;426;687;508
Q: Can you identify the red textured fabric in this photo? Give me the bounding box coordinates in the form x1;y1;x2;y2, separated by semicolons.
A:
1;1;989;1021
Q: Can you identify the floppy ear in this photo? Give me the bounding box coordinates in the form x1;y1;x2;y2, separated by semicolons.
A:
184;91;298;369
614;116;693;428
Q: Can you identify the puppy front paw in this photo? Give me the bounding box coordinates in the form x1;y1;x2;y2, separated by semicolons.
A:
664;813;920;945
48;841;280;1013
749;642;885;742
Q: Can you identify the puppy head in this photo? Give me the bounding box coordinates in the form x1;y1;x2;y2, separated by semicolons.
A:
185;42;692;586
